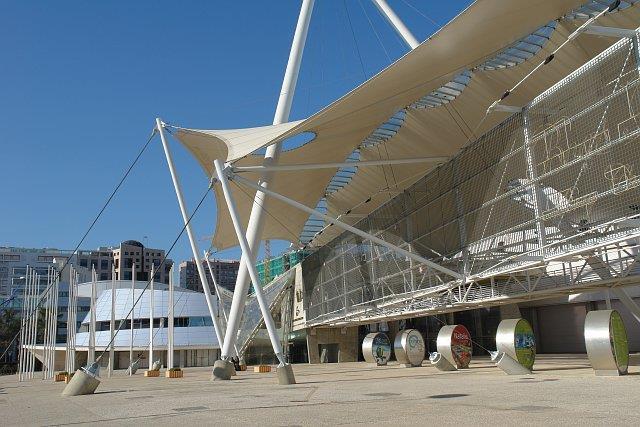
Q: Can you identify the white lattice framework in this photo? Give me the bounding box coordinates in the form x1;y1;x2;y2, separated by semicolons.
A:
302;30;640;327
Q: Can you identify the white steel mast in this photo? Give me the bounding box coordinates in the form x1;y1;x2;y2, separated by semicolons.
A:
220;0;315;363
372;0;420;49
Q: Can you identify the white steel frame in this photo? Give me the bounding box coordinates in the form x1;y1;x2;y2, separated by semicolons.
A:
157;118;225;349
230;172;462;280
232;157;448;173
214;160;287;365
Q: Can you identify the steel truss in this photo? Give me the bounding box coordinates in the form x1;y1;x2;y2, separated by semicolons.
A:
296;28;640;327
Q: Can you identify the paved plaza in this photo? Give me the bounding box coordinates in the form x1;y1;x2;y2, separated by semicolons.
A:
0;355;639;426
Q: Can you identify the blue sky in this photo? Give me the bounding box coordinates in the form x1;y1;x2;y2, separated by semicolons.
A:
0;0;471;265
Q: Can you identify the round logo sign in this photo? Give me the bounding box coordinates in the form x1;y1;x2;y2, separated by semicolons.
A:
610;310;629;374
450;325;472;368
395;329;425;367
514;319;536;370
371;333;391;365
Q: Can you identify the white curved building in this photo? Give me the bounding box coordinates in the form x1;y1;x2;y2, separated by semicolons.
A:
75;280;221;369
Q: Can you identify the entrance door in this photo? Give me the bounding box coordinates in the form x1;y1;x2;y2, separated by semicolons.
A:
318;343;339;363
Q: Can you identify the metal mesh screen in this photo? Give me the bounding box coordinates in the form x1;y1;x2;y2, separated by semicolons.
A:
302;33;640;326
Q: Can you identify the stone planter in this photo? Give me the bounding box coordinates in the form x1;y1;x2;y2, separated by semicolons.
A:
254;365;271;373
64;373;75;384
55;373;68;382
144;370;160;377
165;369;183;378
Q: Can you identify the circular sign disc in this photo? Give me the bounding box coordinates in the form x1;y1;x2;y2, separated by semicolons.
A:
394;329;425;367
450;325;473;368
513;319;536;370
363;332;391;365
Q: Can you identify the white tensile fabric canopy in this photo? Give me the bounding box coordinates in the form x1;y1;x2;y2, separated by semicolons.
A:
170;0;640;251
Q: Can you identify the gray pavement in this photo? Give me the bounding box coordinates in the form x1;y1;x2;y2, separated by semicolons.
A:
1;355;639;426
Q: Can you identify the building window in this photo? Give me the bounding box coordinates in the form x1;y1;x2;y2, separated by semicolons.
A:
12;267;27;276
100;273;108;280
37;255;55;262
79;258;88;267
101;260;109;270
123;271;132;280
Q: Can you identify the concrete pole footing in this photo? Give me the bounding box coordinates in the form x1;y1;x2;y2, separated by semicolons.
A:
429;352;457;371
491;351;532;375
277;363;296;385
212;359;235;381
61;368;101;396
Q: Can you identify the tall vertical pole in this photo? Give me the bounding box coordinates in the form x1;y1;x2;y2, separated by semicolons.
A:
70;270;78;372
214;160;287;367
18;268;28;381
28;271;38;379
42;268;51;379
51;269;59;379
156;118;225;349
89;268;96;363
109;265;115;377
46;267;55;379
371;0;420;49
149;265;155;368
25;270;31;379
130;262;135;375
221;0;315;361
168;265;175;369
48;267;54;379
65;268;72;374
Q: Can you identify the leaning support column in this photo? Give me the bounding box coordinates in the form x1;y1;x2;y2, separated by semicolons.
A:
156;118;225;350
371;0;420;49
214;159;296;385
204;251;240;359
220;0;315;364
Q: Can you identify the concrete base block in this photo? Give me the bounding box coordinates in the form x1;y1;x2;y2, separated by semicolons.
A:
595;369;622;376
125;360;139;376
61;368;100;396
491;351;532;375
212;359;234;381
429;352;457;371
277;363;296;385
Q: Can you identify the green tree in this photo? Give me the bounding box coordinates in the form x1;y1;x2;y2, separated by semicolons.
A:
0;308;21;374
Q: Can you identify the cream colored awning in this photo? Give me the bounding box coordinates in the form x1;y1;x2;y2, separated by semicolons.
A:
170;0;640;250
